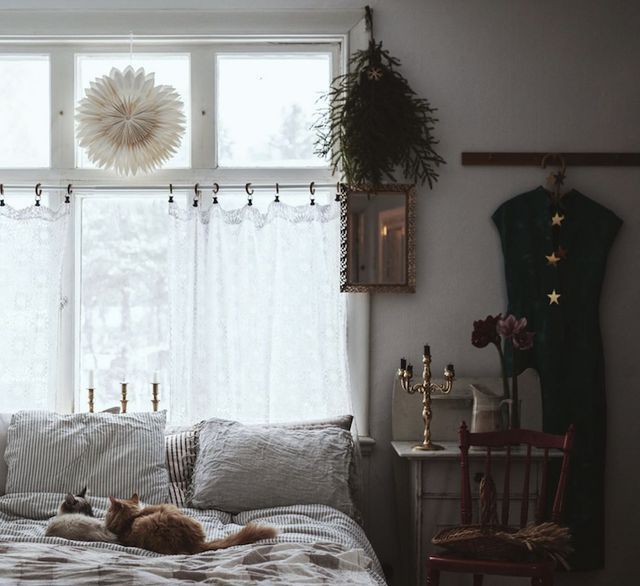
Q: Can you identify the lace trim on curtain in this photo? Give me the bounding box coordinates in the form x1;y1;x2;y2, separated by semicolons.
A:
168;200;339;227
0;203;70;222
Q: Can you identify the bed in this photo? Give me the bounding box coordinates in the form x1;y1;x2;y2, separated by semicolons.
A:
0;412;385;585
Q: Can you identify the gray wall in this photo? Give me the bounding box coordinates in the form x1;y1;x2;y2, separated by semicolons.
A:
364;1;640;583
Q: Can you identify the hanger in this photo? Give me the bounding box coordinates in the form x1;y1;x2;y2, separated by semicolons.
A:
541;153;567;206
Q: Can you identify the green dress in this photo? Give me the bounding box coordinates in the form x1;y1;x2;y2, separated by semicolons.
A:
492;186;622;570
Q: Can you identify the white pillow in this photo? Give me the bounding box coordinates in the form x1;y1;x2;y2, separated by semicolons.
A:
0;413;11;496
5;411;169;503
189;418;355;516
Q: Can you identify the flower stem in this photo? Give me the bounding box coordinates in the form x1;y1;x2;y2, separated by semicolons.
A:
511;351;520;429
496;343;510;400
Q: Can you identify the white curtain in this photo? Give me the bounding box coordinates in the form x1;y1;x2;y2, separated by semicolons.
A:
0;204;69;411
168;200;351;425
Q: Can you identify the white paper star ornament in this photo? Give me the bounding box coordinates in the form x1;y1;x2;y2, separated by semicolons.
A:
76;66;186;175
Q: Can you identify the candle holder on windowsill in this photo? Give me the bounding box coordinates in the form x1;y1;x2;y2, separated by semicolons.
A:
151;382;160;412
120;382;128;414
397;345;455;451
88;387;95;413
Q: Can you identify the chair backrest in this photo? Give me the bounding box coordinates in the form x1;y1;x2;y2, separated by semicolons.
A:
458;421;575;528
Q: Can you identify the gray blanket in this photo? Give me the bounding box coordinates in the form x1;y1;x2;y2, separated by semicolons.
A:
0;493;385;585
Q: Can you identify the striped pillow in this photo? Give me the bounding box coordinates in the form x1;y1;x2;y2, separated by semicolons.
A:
5;411;169;504
165;428;197;507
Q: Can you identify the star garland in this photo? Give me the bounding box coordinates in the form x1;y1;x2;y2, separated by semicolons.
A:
545;165;568;305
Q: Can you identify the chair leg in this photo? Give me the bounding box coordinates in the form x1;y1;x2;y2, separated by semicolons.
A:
473;575;484;586
426;567;440;586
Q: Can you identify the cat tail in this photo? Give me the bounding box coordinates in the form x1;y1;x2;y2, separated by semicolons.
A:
201;523;277;551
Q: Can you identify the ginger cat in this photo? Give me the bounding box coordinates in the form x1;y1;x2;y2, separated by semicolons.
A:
105;494;277;555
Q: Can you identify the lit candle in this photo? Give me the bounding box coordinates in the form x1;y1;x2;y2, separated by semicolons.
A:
152;371;159;384
88;370;95;388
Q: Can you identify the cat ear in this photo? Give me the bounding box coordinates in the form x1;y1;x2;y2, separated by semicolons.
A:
131;493;139;504
64;493;75;506
108;496;120;508
78;486;87;498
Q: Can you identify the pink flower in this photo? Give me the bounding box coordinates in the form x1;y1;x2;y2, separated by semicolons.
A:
497;314;528;339
513;330;535;350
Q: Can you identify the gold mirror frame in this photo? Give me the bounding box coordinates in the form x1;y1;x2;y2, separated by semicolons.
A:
340;183;416;293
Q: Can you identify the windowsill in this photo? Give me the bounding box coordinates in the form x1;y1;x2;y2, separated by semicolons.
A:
358;435;375;456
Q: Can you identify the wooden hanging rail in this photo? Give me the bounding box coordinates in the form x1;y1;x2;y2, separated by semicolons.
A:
461;152;640;167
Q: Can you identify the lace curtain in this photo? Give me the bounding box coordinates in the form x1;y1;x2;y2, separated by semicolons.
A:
168;201;351;425
0;204;69;411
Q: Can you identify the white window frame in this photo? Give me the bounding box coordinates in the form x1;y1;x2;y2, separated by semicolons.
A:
0;34;371;437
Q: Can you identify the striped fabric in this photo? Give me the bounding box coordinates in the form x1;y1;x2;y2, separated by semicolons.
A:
190;419;356;516
165;428;197;506
4;411;169;504
0;493;385;585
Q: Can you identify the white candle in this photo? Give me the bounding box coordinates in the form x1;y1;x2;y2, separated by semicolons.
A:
88;370;95;388
152;370;159;384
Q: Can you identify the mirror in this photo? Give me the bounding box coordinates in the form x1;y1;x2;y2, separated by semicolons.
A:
340;184;416;293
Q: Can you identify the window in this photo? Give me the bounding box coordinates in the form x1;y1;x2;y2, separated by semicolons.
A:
0;38;371;432
75;53;191;169
79;196;169;412
0;55;50;168
216;53;331;167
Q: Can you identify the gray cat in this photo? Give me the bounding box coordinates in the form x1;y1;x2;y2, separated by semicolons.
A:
45;487;116;542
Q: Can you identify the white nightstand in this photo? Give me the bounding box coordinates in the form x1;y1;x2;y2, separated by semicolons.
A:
392;441;549;586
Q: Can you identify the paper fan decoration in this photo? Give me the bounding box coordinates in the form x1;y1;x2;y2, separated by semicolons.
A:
76;66;186;175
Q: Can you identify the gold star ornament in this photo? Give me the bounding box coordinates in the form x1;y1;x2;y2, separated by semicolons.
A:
367;66;383;81
547;290;561;305
551;212;565;227
545;252;561;266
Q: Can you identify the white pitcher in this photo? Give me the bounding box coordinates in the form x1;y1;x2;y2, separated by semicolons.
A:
469;384;511;433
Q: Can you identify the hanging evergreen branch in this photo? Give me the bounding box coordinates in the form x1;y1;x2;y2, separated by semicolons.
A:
314;6;445;188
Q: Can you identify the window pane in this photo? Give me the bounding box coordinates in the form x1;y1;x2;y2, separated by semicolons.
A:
76;54;191;169
0;55;50;168
79;197;169;412
217;53;331;167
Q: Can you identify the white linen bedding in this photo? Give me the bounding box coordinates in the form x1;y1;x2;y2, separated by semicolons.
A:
0;493;385;585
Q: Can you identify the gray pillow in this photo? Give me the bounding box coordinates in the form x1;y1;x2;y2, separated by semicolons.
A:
0;413;10;496
5;411;169;503
190;418;355;516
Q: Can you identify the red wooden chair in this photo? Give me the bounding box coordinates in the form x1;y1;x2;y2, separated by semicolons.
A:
427;422;575;586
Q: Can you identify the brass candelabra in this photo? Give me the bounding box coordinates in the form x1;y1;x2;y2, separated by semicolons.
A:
397;345;455;451
120;382;128;414
151;383;160;412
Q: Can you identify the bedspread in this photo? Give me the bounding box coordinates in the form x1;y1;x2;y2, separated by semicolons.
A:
0;493;385;585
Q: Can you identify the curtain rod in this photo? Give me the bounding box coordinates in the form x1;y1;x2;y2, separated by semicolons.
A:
0;182;341;194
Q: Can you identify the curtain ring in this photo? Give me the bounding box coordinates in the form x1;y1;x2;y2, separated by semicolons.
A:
0;183;4;207
35;183;42;206
274;182;280;203
309;181;316;195
334;181;342;202
193;183;199;207
212;182;219;204
168;183;174;203
245;182;254;196
65;183;72;204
